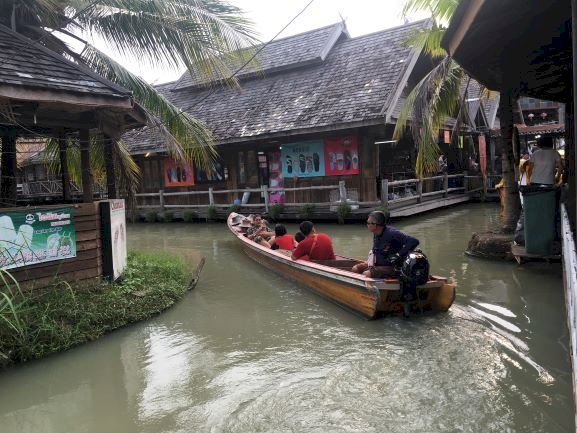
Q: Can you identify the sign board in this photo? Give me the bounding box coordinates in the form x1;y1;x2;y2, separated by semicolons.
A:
164;159;194;187
324;136;359;176
100;200;127;281
281;140;325;178
0;208;76;270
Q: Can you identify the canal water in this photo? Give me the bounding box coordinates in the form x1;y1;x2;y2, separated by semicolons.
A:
0;203;573;433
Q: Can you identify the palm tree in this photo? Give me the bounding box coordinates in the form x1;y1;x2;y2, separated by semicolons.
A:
1;0;257;198
396;0;521;231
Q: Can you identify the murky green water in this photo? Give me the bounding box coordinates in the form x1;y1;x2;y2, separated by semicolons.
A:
0;203;573;432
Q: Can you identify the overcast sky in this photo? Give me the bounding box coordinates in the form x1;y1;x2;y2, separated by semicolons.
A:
104;0;430;84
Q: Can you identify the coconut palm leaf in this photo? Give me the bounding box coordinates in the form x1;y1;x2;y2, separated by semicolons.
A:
404;22;446;58
402;0;458;23
80;43;218;170
394;56;464;177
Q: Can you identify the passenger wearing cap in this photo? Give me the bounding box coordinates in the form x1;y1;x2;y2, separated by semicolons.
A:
351;211;419;278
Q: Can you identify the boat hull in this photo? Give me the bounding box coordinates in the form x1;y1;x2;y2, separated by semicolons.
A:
228;213;455;319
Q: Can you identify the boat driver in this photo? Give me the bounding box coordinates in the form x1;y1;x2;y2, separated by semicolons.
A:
351;211;419;278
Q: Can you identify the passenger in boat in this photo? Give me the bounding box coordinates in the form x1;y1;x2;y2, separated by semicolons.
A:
294;231;306;243
269;224;296;250
351;211;419;278
246;214;274;247
291;221;336;261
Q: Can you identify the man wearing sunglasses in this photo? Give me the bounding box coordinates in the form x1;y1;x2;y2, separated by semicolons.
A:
351;211;419;278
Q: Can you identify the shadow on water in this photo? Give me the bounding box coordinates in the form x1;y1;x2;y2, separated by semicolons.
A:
0;203;573;433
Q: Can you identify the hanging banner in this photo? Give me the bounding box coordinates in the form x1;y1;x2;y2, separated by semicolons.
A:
324;136;359;176
164;159;194;187
478;135;487;177
444;130;451;144
281;141;325;178
195;159;226;184
0;207;76;270
268;151;285;203
100;200;127;281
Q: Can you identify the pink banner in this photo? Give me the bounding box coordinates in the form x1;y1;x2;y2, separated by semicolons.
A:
478;135;487;177
323;136;359;176
164;159;194;187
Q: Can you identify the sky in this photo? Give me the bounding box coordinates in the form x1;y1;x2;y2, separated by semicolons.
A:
100;0;430;84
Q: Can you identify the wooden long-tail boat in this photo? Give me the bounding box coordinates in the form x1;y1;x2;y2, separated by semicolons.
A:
227;213;455;319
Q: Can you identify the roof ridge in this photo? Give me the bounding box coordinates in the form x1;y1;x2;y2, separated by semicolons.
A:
345;18;431;42
255;22;345;45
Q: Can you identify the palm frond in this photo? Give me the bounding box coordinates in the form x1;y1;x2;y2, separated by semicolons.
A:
402;0;459;23
79;44;218;170
71;0;258;84
393;56;464;177
403;24;446;59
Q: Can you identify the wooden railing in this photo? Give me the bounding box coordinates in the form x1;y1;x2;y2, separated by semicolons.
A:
136;173;487;214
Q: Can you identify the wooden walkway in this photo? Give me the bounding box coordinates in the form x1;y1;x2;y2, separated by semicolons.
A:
136;173;491;221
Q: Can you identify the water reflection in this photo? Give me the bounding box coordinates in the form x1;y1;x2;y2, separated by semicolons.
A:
0;203;572;432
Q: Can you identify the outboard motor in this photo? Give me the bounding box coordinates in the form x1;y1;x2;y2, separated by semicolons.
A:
398;251;430;316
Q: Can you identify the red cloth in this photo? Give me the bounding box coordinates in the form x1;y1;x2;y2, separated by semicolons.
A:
273;234;294;251
291;233;335;260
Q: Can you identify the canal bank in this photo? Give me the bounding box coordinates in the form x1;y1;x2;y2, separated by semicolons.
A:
0;203;571;433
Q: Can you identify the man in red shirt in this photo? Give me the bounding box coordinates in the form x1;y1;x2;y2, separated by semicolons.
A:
291;221;336;261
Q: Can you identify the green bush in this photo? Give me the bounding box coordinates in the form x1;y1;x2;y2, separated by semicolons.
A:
227;204;242;217
0;251;191;369
206;205;218;222
163;211;174;223
269;203;284;222
300;204;316;220
144;211;157;223
183;211;198;223
336;203;351;224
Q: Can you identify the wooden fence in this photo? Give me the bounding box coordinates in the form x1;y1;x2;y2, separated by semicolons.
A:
136;173;488;219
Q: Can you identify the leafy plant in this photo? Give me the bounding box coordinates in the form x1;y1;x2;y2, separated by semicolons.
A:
206;205;218;222
227;204;242;216
163;211;174;223
336;203;351;224
183;211;198;223
300;204;316;220
144;211;157;223
269;204;284;222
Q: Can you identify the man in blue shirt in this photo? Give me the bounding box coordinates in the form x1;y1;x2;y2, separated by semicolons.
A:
351;211;419;278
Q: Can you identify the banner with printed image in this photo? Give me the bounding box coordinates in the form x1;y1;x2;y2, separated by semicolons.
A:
281;141;325;178
0;208;76;270
267;151;285;203
324;136;359;176
164;159;194;187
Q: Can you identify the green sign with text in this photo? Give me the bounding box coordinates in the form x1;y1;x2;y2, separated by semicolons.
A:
0;208;76;270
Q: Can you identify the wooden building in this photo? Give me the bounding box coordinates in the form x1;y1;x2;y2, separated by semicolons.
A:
0;24;146;287
125;21;491;210
440;0;577;420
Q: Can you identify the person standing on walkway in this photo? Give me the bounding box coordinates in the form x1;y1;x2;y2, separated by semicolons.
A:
529;136;562;186
351;211;419;278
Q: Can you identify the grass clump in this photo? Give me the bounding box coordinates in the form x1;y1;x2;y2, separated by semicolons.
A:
144;211;157;223
336;203;351;224
227;204;242;217
206;205;217;222
183;211;198;223
269;203;284;221
0;251;191;369
300;204;316;220
163;211;174;222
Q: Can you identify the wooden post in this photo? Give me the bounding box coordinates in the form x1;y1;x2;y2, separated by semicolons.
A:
339;180;347;203
79;129;93;202
463;171;468;193
104;134;117;199
380;179;389;212
208;187;214;205
159;189;165;211
417;179;423;203
263;185;269;213
0;129;17;203
58;132;71;201
443;173;449;198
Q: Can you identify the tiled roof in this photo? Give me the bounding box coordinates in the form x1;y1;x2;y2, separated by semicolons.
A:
0;24;131;99
173;23;348;90
125;20;428;154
